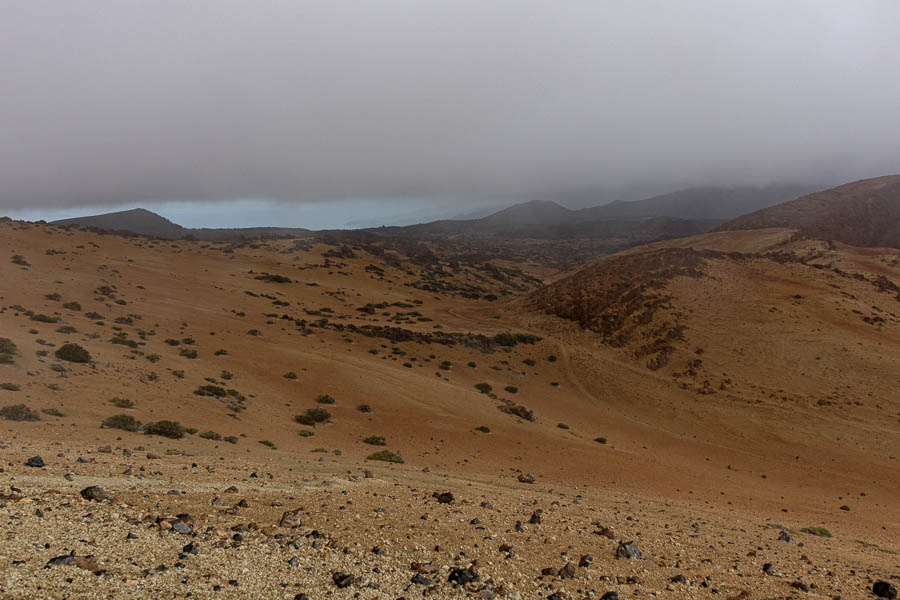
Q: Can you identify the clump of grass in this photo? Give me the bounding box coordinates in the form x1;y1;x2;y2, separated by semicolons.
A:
11;255;30;267
185;427;198;435
557;423;570;430
142;420;186;439
0;403;39;421
110;397;134;408
62;301;82;311
316;394;336;405
475;382;492;394
31;313;59;323
194;384;226;397
840;505;850;511
199;430;221;440
247;329;262;337
467;361;477;368
56;325;77;334
42;407;64;417
594;436;607;444
800;526;833;537
547;355;557;362
363;435;386;446
259;439;277;449
172;370;185;379
298;430;315;437
475;425;491;433
1;383;21;391
0;338;17;364
220;370;233;380
366;450;404;464
284;372;298;380
164;338;180;346
522;358;536;366
102;414;141;432
224;435;238;444
504;385;518;394
145;353;161;363
356;404;372;413
214;349;229;356
55;343;91;363
179;348;198;359
50;364;66;373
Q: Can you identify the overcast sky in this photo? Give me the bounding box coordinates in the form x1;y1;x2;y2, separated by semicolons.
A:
2;1;899;226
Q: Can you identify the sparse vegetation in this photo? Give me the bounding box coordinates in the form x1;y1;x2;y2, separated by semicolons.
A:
142;420;186;439
363;435;386;446
194;384;226;398
42;407;63;417
1;404;39;421
298;430;315;437
1;383;21;391
475;425;491;433
110;397;134;408
54;343;91;363
504;385;518;394
179;348;198;359
316;394;336;405
62;301;82;311
259;439;277;449
356;404;372;413
284;371;298;380
475;382;493;394
102;414;141;432
800;526;833;538
199;430;222;440
594;436;607;444
223;435;238;444
0;338;17;364
557;423;570;429
366;449;404;463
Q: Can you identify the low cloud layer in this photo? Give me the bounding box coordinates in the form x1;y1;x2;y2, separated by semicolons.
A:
2;1;899;211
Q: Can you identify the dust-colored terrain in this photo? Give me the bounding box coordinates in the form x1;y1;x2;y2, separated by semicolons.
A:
1;213;898;599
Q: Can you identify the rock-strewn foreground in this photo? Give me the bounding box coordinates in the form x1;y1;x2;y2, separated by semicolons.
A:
1;439;897;600
1;211;899;599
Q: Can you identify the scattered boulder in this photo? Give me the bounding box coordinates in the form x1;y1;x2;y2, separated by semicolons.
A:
80;485;114;502
332;572;354;588
25;456;44;468
615;541;641;559
433;491;454;504
874;581;898;599
279;508;303;528
517;473;535;484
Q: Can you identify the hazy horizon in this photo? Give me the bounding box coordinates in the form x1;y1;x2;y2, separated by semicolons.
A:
2;1;899;222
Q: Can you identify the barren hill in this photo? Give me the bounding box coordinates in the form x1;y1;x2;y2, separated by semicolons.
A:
719;174;900;248
1;216;898;598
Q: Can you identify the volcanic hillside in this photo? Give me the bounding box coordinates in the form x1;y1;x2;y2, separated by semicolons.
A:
719;174;900;248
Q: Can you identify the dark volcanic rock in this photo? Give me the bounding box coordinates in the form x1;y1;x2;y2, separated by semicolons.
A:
874;581;898;599
25;456;44;468
433;491;454;504
80;485;114;502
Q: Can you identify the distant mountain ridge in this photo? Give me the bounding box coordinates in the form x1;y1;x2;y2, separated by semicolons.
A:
48;183;818;243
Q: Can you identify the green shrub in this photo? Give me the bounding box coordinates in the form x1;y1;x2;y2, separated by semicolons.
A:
298;430;315;437
110;397;134;408
307;407;331;422
45;293;62;301
199;430;221;440
800;526;832;537
42;407;63;417
504;385;518;394
62;301;82;311
164;338;180;346
259;439;276;449
294;413;315;426
31;313;59;323
224;435;238;444
316;394;336;405
172;370;185;379
56;325;77;334
194;384;226;397
475;425;491;433
475;382;492;394
179;348;198;359
142;420;186;439
284;371;298;380
1;404;38;421
594;436;607;444
55;343;91;363
0;338;17;364
366;450;404;464
102;414;141;432
214;349;229;356
356;404;372;413
839;505;850;511
363;435;386;446
1;383;21;391
184;427;198;434
50;364;66;373
145;353;161;363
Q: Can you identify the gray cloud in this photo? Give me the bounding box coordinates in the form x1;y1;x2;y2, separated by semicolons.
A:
2;0;899;210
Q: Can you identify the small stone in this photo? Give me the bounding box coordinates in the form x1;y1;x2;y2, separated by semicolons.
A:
600;593;618;600
25;456;44;468
517;473;535;484
671;574;687;583
615;541;641;559
80;486;114;502
279;508;303;528
411;573;432;585
433;491;454;504
332;572;354;588
777;531;794;543
578;554;593;568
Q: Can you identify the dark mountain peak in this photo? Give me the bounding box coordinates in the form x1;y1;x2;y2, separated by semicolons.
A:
52;208;186;238
481;200;573;225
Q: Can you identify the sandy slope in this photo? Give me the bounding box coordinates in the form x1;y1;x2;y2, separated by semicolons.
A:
1;219;898;598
